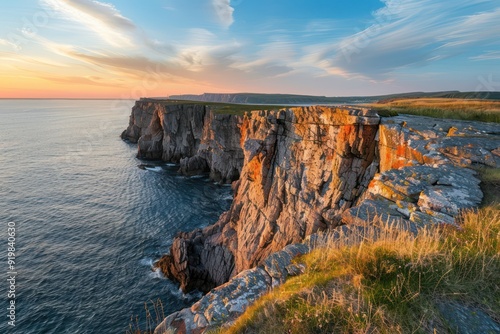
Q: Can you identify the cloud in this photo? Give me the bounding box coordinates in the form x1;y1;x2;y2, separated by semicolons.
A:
471;51;500;61
39;75;125;87
0;38;19;49
310;0;500;79
232;58;294;77
60;0;135;29
212;0;234;28
230;39;298;77
42;0;136;46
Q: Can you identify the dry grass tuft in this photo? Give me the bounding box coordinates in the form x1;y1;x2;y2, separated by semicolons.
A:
368;98;500;123
126;299;165;334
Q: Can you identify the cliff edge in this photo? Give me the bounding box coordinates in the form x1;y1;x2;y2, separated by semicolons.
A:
122;100;500;333
121;101;243;183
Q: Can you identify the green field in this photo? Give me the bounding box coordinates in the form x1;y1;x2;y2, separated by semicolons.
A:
369;98;500;123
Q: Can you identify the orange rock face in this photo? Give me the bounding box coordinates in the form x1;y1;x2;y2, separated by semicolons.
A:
124;103;499;297
157;106;380;292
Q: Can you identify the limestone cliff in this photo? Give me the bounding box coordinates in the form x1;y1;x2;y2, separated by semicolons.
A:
154;106;380;292
122;101;500;333
341;116;499;229
150;113;499;334
121;100;243;183
123;101;499;295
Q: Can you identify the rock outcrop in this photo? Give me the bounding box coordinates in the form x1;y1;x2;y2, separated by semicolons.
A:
156;106;380;293
378;115;500;171
121;100;243;183
341;115;499;229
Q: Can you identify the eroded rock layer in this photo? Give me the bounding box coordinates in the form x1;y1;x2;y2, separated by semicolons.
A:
156;106;380;292
341;115;499;230
121;100;244;183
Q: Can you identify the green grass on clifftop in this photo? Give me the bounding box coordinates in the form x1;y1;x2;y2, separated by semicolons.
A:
369;98;500;123
218;205;500;334
476;167;500;209
140;98;288;116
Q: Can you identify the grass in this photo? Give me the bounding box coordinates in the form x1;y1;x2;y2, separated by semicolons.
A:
126;299;165;334
140;98;288;116
475;167;500;209
220;204;499;334
368;98;500;123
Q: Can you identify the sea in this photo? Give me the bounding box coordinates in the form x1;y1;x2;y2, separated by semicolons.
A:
0;100;233;333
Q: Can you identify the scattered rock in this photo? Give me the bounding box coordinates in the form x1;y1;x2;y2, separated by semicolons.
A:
437;301;500;334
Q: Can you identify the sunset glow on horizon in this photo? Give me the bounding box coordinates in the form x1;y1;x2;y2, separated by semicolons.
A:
1;0;499;99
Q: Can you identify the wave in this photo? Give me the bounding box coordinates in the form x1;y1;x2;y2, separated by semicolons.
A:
148;267;165;280
145;166;163;172
139;258;154;267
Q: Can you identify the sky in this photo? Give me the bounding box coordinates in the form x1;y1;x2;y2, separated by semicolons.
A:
0;0;499;98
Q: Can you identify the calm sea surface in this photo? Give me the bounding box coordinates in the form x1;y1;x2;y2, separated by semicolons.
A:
0;100;232;333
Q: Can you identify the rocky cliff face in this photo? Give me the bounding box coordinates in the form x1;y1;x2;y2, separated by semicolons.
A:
149;113;499;334
155;106;380;292
123;102;500;333
123;102;499;292
121;100;244;183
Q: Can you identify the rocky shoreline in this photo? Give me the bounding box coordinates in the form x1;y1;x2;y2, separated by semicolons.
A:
122;100;500;333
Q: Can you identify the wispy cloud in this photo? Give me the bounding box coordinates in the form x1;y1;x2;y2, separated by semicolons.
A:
230;39;298;77
42;0;136;46
212;0;234;28
471;51;500;61
61;0;135;29
39;74;125;87
0;38;19;49
310;0;500;79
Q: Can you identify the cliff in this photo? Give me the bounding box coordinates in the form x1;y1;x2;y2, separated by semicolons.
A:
122;101;500;333
121;100;244;183
154;106;380;292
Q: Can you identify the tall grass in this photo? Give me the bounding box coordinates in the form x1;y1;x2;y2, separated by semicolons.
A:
475;167;500;209
370;98;500;123
126;299;165;334
223;207;500;334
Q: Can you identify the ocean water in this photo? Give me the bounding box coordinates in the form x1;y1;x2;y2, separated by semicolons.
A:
0;100;232;333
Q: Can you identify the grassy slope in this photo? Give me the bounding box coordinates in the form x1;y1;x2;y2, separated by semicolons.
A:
369;98;500;123
223;208;499;333
219;168;500;334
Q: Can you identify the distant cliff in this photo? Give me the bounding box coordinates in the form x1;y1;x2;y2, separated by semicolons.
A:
168;91;500;105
